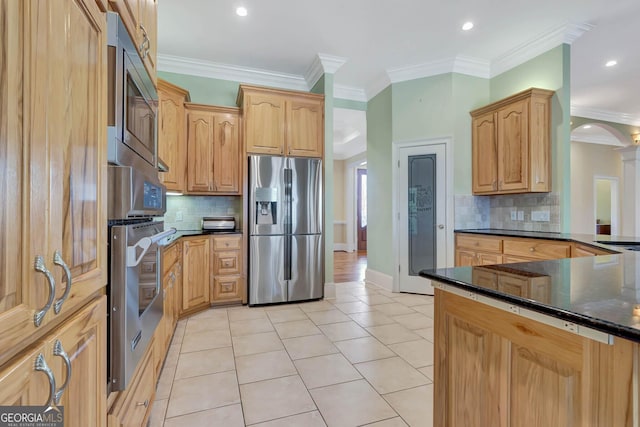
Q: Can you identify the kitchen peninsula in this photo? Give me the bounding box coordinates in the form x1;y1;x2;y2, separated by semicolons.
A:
421;231;640;426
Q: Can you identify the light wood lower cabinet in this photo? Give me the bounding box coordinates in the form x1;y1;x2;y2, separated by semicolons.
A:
435;289;634;426
182;236;211;313
108;339;155;427
211;235;243;304
0;296;107;426
454;233;618;267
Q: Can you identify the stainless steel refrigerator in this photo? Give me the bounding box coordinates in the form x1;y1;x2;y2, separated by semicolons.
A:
249;155;323;305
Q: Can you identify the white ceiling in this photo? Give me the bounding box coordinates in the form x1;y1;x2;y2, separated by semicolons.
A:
157;0;640;158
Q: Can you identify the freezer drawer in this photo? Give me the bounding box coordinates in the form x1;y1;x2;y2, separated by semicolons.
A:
289;234;323;302
249;235;287;305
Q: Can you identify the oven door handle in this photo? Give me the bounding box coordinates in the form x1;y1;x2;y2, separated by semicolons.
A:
126;228;177;267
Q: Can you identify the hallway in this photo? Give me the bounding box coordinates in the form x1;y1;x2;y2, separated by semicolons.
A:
333;251;367;283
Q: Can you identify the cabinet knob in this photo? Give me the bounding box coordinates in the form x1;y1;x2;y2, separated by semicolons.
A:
529;247;535;252
136;400;149;408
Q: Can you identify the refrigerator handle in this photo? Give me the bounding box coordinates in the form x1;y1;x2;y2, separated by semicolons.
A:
284;168;292;235
284;235;291;280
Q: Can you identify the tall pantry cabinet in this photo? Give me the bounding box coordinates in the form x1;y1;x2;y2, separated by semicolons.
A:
0;0;107;424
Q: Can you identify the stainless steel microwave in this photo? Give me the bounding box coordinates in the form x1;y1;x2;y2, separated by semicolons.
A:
106;12;158;168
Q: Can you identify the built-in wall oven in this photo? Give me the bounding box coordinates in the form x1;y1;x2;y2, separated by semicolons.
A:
106;11;174;392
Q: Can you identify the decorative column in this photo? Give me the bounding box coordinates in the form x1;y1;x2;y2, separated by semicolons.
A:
619;146;640;237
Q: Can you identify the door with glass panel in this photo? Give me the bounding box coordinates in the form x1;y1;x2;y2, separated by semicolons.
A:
398;144;447;294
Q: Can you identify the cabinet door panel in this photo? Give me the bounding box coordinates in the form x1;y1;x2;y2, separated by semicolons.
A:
182;237;210;311
244;93;285;155
510;346;580;427
0;0;35;364
48;296;107;427
472;112;497;193
186;111;214;192
213;113;240;193
497;100;528;192
0;345;48;407
158;86;186;191
287;97;323;158
455;250;477;267
443;316;503;427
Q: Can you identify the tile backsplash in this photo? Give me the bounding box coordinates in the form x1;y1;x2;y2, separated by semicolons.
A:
164;195;243;230
455;193;561;233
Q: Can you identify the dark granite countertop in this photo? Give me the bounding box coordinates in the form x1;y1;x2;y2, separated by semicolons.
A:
421;250;640;342
164;229;242;245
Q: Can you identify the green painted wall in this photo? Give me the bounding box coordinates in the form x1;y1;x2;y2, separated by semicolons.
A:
157;71;240;106
391;74;454;141
312;76;335;282
452;74;490;194
490;45;571;231
366;86;393;276
335;98;367;111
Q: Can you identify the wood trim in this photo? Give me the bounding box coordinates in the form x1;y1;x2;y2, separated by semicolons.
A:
237;83;324;107
157;78;191;102
184;102;240;115
470;87;554;118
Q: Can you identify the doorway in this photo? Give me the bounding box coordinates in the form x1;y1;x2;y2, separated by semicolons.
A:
396;142;448;295
594;176;619;235
357;169;367;251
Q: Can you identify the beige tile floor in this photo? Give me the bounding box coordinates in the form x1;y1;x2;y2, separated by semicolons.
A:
149;282;435;427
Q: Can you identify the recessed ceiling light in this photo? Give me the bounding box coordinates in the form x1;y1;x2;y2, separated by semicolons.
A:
462;22;474;31
583;125;592;129
236;6;248;17
605;60;617;67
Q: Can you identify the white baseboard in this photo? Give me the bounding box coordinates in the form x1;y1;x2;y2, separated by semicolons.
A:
333;243;349;251
365;269;394;292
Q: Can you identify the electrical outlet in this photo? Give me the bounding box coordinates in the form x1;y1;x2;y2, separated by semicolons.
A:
531;210;550;222
175;211;183;222
517;211;524;221
510;211;517;221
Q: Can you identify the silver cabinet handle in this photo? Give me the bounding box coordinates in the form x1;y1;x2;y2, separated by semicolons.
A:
53;251;72;314
34;256;56;327
35;353;56;408
53;340;71;405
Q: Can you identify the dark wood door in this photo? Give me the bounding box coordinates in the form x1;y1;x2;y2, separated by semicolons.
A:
357;169;367;251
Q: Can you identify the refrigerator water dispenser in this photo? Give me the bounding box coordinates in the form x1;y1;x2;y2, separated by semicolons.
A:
255;187;277;225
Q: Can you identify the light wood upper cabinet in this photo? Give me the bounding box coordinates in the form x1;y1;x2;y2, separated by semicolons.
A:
0;0;106;366
108;0;157;82
185;104;241;195
182;237;211;312
158;79;190;192
238;85;324;158
287;95;324;157
472;112;498;193
470;88;553;195
242;91;286;155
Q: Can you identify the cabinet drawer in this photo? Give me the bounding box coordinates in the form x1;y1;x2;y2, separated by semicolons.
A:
212;276;242;301
472;268;498;290
503;238;571;260
109;344;155;427
162;241;182;275
456;234;502;253
572;243;617;257
213;251;241;275
212;235;241;251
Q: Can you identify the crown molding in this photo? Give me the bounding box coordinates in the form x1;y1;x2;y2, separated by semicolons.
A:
334;85;367;102
571;105;640;127
491;22;594;77
386;55;490;84
305;53;348;88
157;54;309;91
365;72;392;100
